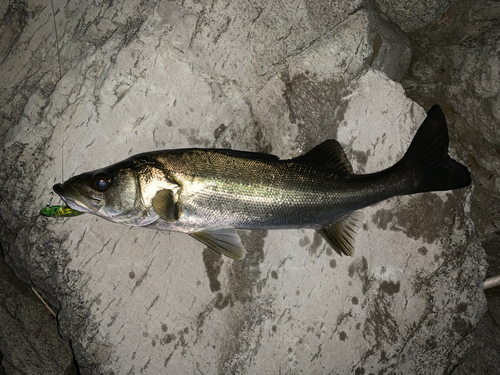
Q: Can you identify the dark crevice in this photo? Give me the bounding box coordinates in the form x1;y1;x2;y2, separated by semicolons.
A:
66;340;81;375
0;349;5;375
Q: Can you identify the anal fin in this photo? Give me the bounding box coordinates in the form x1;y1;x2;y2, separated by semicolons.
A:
190;227;246;260
317;211;365;256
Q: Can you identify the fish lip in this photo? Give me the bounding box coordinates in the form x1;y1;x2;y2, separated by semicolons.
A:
53;183;98;214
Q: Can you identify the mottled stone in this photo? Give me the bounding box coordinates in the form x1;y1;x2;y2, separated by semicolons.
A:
0;1;488;374
374;0;456;32
401;0;500;371
402;0;500;246
0;259;76;374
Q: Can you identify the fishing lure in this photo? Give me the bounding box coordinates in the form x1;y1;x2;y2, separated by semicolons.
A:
40;192;84;217
40;205;84;217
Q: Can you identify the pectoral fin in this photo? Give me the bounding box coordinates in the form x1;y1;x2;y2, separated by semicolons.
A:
190;228;246;260
152;189;179;222
317;211;365;256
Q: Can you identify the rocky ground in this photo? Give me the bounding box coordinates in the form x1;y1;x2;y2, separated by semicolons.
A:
1;0;499;374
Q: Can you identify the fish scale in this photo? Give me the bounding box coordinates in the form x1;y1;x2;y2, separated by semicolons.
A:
168;160;367;230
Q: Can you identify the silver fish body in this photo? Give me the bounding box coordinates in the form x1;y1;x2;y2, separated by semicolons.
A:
141;149;398;231
53;106;471;259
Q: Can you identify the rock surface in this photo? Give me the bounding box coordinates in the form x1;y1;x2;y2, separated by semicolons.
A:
0;0;491;374
402;0;500;372
456;295;500;375
374;0;457;32
402;0;500;244
0;258;76;374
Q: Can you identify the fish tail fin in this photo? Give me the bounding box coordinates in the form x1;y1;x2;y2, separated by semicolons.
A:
399;105;471;194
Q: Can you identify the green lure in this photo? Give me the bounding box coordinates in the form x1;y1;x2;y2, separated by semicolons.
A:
40;205;84;218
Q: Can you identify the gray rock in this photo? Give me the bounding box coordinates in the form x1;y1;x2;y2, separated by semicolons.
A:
367;2;412;82
401;0;500;372
0;0;488;374
402;0;500;244
452;294;500;375
374;0;457;32
0;258;76;374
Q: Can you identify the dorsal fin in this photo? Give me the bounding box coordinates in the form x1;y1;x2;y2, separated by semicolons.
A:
292;140;353;174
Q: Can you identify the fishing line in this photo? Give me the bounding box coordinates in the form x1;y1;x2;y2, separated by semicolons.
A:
41;2;84;218
50;0;64;184
41;0;65;212
50;0;62;80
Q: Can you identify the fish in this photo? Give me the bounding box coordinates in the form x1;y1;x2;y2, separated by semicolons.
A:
53;105;471;259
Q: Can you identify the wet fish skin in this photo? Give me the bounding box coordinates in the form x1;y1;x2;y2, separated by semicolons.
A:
53;105;471;259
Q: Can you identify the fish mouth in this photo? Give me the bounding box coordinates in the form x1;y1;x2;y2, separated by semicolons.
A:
53;183;99;214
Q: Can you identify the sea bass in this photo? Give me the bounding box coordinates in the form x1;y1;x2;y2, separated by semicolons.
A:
53;106;471;259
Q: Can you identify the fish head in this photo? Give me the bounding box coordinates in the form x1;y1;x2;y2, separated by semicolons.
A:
53;161;155;226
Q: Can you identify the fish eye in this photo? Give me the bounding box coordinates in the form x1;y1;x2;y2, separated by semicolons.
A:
91;173;112;192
